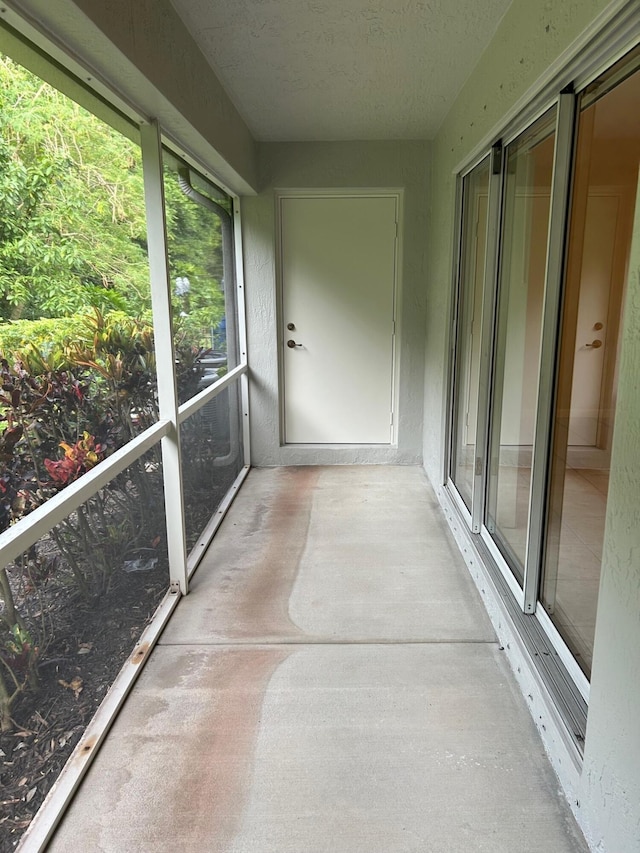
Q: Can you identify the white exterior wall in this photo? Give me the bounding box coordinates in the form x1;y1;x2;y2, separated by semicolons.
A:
242;141;429;466
424;1;640;850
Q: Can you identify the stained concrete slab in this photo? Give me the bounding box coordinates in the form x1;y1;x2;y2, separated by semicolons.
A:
48;466;588;852
49;644;587;853
160;467;495;644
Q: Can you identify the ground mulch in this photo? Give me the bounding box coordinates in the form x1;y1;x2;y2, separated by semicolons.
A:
0;437;234;851
0;566;167;852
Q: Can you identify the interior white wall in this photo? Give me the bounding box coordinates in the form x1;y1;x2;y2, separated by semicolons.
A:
424;1;640;850
242;140;429;466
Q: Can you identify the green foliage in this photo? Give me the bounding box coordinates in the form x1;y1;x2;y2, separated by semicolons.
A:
65;311;159;441
0;50;230;728
0;616;39;731
163;167;226;342
0;312;168;726
0;54;227;334
0;56;149;320
0;315;87;362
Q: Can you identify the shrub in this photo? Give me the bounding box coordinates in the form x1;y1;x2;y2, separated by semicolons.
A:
0;316;88;363
0;309;205;728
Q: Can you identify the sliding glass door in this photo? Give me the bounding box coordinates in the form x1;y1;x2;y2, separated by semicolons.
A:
485;108;556;587
447;45;640;692
540;56;640;679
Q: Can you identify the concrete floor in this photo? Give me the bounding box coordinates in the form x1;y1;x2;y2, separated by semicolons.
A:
49;466;589;852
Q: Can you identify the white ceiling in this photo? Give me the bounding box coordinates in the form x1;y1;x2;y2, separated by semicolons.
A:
169;0;513;142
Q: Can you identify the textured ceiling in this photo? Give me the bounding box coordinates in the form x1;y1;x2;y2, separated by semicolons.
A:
168;0;513;141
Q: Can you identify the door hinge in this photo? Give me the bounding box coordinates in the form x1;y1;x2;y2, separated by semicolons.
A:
390;411;394;426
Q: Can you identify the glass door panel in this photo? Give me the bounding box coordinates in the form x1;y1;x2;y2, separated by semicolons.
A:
541;59;640;678
450;157;490;510
486;107;557;585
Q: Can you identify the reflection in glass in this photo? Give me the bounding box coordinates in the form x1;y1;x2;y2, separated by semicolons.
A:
181;383;244;550
450;157;490;510
486;107;557;584
163;153;238;403
541;62;640;677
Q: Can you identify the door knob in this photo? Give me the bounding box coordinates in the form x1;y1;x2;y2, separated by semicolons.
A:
287;339;302;348
585;339;602;348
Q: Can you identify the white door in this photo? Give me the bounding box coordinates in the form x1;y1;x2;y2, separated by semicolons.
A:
568;194;617;445
280;195;397;444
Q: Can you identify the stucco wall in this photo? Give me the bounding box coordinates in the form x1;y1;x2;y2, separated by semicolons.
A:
425;1;640;850
422;0;625;484
242;140;429;466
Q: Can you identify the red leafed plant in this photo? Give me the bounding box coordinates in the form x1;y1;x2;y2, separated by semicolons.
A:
44;432;105;485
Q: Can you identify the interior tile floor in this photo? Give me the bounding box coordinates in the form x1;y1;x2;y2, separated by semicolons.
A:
491;455;607;674
48;466;588;853
550;465;609;672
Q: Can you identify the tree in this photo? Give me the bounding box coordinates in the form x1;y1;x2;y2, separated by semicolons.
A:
163;166;227;346
0;56;149;319
0;54;227;333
